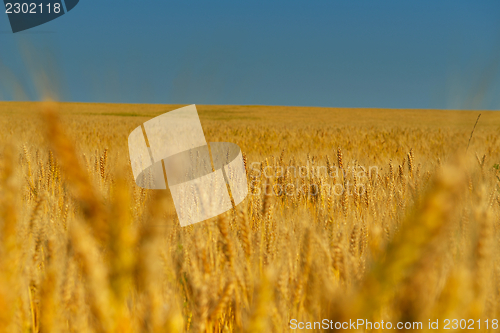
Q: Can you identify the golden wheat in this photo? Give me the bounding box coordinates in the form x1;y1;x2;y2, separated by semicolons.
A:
0;102;499;332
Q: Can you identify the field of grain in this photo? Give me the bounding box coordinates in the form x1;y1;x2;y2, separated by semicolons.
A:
0;101;500;332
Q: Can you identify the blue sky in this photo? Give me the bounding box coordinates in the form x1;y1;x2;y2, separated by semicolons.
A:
1;0;500;109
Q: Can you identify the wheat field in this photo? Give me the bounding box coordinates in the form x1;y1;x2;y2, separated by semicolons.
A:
0;101;500;332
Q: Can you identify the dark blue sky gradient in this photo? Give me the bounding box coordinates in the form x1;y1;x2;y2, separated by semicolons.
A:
1;0;500;109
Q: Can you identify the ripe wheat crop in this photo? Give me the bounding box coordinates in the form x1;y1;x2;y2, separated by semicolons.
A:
0;101;500;332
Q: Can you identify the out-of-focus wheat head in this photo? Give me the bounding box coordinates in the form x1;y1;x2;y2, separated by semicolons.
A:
0;101;499;332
